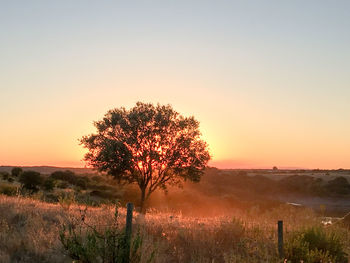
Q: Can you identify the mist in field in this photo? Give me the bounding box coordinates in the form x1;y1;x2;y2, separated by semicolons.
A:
1;166;350;262
2;166;350;217
144;168;350;217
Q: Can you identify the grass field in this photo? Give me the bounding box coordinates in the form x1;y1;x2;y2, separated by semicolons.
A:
0;194;349;263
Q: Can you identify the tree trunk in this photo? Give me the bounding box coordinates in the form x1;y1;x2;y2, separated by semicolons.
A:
140;187;146;214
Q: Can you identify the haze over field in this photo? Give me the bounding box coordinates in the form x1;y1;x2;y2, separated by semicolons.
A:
1;1;349;169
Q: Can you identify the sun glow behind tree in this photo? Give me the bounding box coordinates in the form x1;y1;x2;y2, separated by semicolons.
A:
81;102;210;213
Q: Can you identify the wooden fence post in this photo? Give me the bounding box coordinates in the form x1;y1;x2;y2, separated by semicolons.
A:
125;202;134;263
278;220;284;259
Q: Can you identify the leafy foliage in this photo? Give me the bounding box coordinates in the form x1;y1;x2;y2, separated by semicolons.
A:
50;170;79;184
326;176;350;195
11;167;23;177
19;171;43;193
42;177;56;191
1;172;10;180
81;102;210;212
0;185;17;196
285;226;348;263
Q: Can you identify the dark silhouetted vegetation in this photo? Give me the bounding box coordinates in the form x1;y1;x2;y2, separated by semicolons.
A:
11;167;23;177
43;177;56;191
0;184;17;196
285;226;347;262
19;171;43;193
50;170;79;184
81;102;210;213
326;176;350;195
1;171;10;180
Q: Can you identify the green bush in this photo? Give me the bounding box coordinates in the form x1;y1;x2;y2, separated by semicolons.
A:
76;178;88;190
7;177;14;183
326;176;350;195
19;171;43;193
11;167;23;177
51;170;91;190
43;178;56;191
57;181;69;189
1;172;10;180
50;170;78;184
0;185;17;196
285;226;348;263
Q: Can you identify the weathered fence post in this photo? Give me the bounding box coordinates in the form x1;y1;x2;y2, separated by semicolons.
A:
125;202;134;263
278;220;284;259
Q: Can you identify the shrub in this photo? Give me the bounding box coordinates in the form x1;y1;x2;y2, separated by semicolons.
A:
76;178;87;190
326;176;350;195
91;175;104;183
19;171;43;193
7;177;14;183
50;170;78;184
285;226;348;263
44;193;59;202
57;181;69;189
11;167;23;177
1;172;10;180
43;178;56;191
0;185;17;196
90;190;121;200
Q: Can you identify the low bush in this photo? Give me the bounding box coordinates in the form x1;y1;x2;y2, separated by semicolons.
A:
11;167;23;177
285;226;348;263
0;185;17;196
1;172;10;180
7;177;14;183
51;170;78;184
90;190;121;200
50;170;90;189
43;178;56;191
57;181;69;189
76;178;88;190
19;171;43;193
326;177;350;195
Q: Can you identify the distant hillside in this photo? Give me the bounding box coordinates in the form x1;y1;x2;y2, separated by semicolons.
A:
0;166;94;174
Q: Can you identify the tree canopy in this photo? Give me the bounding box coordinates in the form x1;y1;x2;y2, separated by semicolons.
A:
19;171;43;193
81;102;210;213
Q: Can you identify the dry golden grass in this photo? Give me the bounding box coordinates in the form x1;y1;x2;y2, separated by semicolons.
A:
0;194;349;263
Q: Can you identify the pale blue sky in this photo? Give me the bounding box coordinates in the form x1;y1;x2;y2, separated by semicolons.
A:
1;1;349;168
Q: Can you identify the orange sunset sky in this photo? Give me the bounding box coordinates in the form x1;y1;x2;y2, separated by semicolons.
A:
1;1;349;169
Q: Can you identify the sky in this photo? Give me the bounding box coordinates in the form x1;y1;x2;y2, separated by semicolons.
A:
0;1;349;169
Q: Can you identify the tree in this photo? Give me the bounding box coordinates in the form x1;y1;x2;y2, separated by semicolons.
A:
81;102;210;213
11;167;23;177
19;171;43;193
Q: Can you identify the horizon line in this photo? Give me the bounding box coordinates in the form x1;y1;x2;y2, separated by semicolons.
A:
1;164;349;171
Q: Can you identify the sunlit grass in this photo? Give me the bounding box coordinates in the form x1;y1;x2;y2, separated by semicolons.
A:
0;194;349;262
